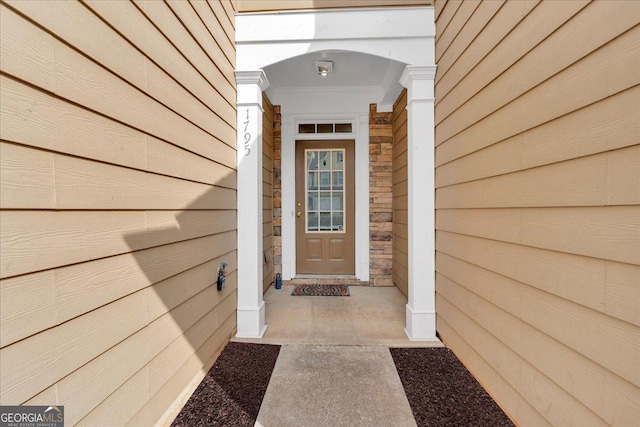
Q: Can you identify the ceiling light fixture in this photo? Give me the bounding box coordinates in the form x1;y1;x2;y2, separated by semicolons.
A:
316;60;333;77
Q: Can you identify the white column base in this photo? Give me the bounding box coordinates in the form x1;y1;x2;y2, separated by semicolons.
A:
236;302;267;338
405;304;438;341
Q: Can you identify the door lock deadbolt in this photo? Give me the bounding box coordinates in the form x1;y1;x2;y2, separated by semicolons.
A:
217;262;228;291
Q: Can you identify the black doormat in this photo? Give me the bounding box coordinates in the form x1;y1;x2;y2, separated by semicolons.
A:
391;348;514;427
171;342;280;427
291;284;350;296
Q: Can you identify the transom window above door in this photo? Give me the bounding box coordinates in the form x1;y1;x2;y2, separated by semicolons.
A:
306;149;345;232
298;122;353;134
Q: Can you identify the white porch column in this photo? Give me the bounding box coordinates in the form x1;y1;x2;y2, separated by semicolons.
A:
400;65;438;341
236;70;269;338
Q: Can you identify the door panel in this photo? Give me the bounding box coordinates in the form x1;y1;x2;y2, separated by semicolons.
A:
296;140;355;274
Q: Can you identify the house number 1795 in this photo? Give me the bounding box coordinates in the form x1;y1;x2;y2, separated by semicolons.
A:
243;109;251;157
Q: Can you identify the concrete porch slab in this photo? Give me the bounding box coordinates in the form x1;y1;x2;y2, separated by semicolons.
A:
255;345;417;427
233;285;443;347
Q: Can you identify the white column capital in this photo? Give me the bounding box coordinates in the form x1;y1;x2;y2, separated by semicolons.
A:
235;69;270;91
399;65;437;87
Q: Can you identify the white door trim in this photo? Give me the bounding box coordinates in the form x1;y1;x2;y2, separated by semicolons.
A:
281;112;369;281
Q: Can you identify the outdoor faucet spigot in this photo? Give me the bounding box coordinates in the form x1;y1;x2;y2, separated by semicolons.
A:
217;262;228;291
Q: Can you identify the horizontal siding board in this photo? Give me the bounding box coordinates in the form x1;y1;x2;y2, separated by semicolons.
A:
436;151;607;209
0;141;54;209
435;0;480;62
438;253;640;417
189;0;236;65
434;0;462;43
52;154;236;211
436;87;640;187
437;293;604;427
435;0;539;104
55;234;236;325
436;206;640;265
207;0;235;44
77;367;149;427
4;1;236;146
437;1;633;138
84;0;236;127
436;26;640;164
607;144;640;205
146;291;236;396
146;264;237;324
165;0;235;83
436;231;606;314
0;77;237;188
0;75;145;171
436;0;589;126
146;135;237;188
127;310;235;426
0;272;56;348
0;290;148;404
1;210;146;279
0;4;54;90
52;40;236;167
436;318;547;427
435;0;504;84
605;262;640;326
133;0;235;104
59;282;236;425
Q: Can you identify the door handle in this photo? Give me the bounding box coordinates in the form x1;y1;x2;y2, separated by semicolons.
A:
296;211;302;217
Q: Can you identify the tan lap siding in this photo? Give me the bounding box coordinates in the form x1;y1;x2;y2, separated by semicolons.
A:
0;0;238;425
392;89;409;296
263;94;275;292
434;1;640;425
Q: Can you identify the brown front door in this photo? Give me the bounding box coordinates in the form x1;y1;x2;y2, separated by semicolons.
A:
296;140;355;274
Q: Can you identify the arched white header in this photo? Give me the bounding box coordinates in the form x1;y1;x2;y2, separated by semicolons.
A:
236;7;435;70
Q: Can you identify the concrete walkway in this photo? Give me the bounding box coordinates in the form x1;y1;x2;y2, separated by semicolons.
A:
233;285;443;426
256;345;417;427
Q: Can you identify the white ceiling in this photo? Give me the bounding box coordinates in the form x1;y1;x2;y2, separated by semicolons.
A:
264;50;407;107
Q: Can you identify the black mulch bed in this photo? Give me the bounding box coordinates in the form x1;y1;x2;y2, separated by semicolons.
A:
171;342;280;427
391;348;514;427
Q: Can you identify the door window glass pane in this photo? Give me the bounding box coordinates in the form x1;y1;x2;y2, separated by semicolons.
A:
308;192;318;210
335;123;352;133
319;151;331;170
332;212;344;231
307;151;318;170
317;123;333;133
307;172;318;190
331;151;344;170
332;192;343;210
299;124;315;133
305;148;346;233
332;172;343;190
307;212;318;231
319;172;331;190
319;212;331;231
319;192;331;210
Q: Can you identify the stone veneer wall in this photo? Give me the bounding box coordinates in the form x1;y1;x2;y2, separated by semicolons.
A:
270;105;394;286
369;104;394;286
272;106;282;279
